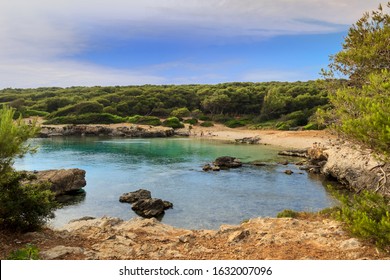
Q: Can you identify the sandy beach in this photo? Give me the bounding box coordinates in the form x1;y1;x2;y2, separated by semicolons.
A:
187;123;336;149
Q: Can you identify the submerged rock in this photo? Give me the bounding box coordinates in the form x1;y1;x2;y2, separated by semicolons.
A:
235;136;260;144
214;156;242;169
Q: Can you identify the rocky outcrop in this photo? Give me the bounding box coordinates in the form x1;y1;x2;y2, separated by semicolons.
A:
51;216;384;260
119;189;173;218
23;169;86;196
235;136;260;144
214;156;242;168
278;149;308;157
303;142;390;197
39;124;175;138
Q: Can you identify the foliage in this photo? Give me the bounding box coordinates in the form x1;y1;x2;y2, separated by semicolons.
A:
0;106;57;231
329;71;390;155
324;2;390;86
170;107;191;118
44;113;125;125
183;118;199;125
7;244;40;260
162;117;184;129
0;106;40;173
200;121;214;127
128;115;162;126
332;190;390;251
277;209;299;218
224;119;247;128
0;81;329;129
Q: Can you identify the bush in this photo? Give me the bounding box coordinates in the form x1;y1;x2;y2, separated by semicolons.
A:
128;115;162;126
224;119;247;128
0;171;57;231
277;209;299;218
184;118;198;125
7;244;40;260
50;101;103;117
22;110;50;117
44;113;125;124
170;107;191;118
332;190;390;251
200;121;214;127
162;117;184;129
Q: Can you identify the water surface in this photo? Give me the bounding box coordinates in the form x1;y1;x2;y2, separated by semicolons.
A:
15;137;337;229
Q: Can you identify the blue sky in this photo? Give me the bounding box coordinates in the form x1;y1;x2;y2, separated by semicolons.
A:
0;0;382;88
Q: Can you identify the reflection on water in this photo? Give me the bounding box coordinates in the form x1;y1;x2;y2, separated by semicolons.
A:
15;137;338;229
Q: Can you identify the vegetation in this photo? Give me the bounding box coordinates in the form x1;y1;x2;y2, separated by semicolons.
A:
7;244;40;260
162;117;184;129
321;2;390;156
0;106;57;231
329;189;390;252
0;81;329;129
276;209;299;218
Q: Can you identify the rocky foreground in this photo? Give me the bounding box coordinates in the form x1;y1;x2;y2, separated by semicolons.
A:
1;216;387;260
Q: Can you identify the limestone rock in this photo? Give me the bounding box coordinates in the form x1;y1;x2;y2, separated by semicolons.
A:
214;156;242;168
40;246;84;259
119;189;151;203
24;168;86;196
131;198;167;218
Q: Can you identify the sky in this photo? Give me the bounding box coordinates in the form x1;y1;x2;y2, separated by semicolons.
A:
0;0;383;88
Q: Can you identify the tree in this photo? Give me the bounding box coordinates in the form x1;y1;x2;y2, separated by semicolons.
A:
321;3;390;156
0;106;56;231
324;2;390;86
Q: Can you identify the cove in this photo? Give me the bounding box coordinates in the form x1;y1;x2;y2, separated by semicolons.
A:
15;137;338;229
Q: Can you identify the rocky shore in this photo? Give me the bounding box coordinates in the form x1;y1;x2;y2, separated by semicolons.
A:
39;124;174;138
4;124;387;260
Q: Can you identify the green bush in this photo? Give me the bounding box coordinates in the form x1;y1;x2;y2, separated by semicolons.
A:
50;101;103;117
162;117;184;129
23;110;50;117
224;119;247;128
128;115;162;126
184;118;198;125
170;107;191;118
333;190;390;251
200;121;214;127
8;244;40;260
44;113;125;124
0;171;57;231
277;209;299;218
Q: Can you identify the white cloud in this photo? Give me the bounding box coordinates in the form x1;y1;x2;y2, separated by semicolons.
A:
0;0;382;88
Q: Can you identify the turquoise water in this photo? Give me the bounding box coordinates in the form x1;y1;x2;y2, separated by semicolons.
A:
15;137;337;229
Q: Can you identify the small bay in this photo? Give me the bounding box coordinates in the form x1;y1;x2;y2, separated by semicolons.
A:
15;137;337;229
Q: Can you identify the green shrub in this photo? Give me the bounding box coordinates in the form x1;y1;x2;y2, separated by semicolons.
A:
170;107;191;118
23;110;50;117
162;117;184;129
199;115;211;121
44;113;125;124
50;101;103;117
184;118;198;125
200;121;214;127
0;171;57;231
224;119;247;128
303;123;320;130
8;244;40;260
333;190;390;251
128;115;162;126
277;209;299;218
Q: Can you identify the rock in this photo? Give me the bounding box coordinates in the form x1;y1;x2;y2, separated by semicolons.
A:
278;149;308;157
202;164;212;171
340;238;361;250
228;230;250;243
119;189;152;203
214;156;242;168
131;198;169;218
235;136;260;144
163;200;174;209
212;166;221;171
40;246;84;259
284;170;294;175
24;169;86;196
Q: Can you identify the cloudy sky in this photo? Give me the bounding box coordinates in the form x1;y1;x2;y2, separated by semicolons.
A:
0;0;382;88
